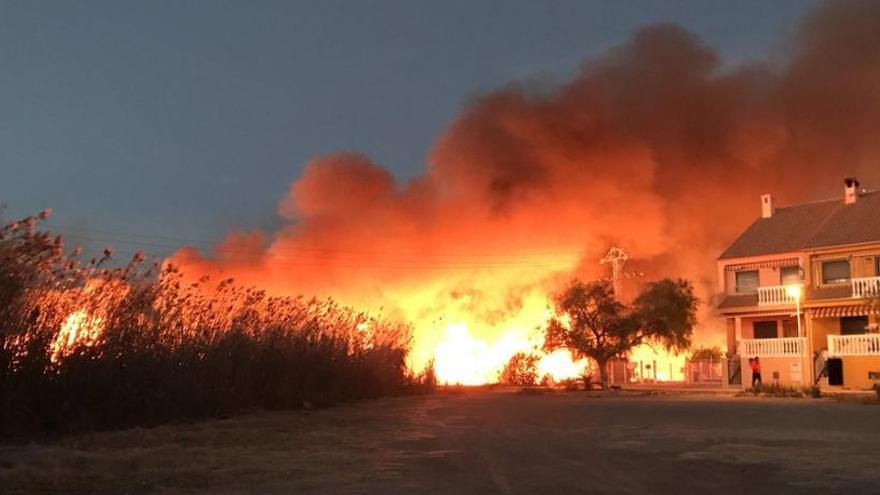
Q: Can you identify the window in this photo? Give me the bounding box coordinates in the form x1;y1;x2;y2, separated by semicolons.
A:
875;257;880;277
782;319;798;338
780;266;802;285
840;316;868;335
735;270;759;293
822;260;851;284
753;321;778;339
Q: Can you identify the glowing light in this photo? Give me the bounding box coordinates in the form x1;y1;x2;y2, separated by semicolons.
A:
785;284;803;299
537;349;587;381
431;320;587;385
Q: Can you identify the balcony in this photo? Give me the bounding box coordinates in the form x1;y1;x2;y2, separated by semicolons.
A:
739;337;806;357
757;285;800;306
851;276;880;298
828;334;880;356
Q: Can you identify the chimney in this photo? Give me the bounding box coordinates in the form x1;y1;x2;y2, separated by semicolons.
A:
844;177;860;204
761;193;774;218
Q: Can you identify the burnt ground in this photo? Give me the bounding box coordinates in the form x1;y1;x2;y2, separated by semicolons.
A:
2;389;879;494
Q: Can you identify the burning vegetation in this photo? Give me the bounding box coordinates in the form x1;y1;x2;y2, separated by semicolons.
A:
0;214;428;438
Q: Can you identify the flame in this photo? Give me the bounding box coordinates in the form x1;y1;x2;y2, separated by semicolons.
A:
628;345;686;382
537;349;587;381
431;319;587;385
50;309;104;363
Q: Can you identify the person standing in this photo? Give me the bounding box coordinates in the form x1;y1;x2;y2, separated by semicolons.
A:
814;348;829;385
750;357;762;388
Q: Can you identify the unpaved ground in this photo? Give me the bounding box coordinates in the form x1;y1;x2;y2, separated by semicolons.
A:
2;390;879;494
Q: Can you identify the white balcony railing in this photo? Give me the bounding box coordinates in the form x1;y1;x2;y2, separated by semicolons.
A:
739;337;806;358
828;334;880;356
852;276;880;299
757;285;799;306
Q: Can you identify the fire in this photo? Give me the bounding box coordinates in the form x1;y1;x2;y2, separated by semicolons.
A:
432;322;587;385
628;345;686;382
537;349;587;381
50;309;104;363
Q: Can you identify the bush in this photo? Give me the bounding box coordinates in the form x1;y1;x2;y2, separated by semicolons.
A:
0;213;424;439
500;352;540;386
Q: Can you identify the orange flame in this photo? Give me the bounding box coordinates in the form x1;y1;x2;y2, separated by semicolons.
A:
50;309;104;363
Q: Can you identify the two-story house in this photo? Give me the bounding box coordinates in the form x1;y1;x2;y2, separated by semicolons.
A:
718;178;880;390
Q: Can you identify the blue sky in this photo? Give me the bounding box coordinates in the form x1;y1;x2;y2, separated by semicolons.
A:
0;0;820;260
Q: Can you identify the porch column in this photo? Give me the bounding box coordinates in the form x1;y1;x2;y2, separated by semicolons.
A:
734;317;743;355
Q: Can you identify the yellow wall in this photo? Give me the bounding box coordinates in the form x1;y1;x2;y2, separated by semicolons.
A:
740;356;805;388
809;317;837;353
842;356;880;390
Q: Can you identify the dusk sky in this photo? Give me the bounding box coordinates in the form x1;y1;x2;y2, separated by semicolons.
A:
2;1;819;261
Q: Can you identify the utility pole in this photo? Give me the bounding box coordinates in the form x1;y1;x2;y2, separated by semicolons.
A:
600;247;629;300
600;246;633;386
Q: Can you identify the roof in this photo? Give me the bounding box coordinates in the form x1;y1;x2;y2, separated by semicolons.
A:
719;191;880;259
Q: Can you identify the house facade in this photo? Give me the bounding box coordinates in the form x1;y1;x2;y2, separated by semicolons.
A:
718;178;880;390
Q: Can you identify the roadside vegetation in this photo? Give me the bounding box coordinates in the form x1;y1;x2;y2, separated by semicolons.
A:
0;212;433;440
739;383;820;399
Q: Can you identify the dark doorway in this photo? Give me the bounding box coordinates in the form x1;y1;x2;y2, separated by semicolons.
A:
753;321;778;339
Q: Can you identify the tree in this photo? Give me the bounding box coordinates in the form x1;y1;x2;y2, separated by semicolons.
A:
542;278;697;389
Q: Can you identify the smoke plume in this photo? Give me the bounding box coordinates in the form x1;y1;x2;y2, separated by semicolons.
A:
171;0;880;377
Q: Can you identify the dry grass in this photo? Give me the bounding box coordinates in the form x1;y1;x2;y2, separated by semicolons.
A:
0;212;433;440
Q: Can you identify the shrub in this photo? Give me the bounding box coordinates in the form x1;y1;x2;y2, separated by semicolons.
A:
500;352;540;386
0;213;424;439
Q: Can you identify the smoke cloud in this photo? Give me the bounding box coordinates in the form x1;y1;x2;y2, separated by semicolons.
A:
171;0;880;371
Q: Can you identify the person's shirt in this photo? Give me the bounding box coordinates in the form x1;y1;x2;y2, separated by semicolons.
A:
750;360;760;372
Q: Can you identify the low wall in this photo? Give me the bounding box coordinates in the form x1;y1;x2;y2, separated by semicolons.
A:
740;356;805;388
842;356;880;390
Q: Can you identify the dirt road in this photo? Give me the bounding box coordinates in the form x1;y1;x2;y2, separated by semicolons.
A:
2;389;878;494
